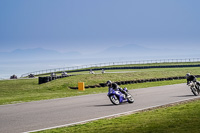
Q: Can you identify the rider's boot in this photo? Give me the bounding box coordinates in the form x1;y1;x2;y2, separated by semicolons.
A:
120;88;131;98
126;94;131;98
124;91;131;98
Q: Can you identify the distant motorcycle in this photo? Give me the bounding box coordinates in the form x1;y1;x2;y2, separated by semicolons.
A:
187;81;200;96
107;87;134;105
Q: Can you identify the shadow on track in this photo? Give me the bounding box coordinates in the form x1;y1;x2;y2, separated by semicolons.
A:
92;104;114;107
175;95;195;97
92;102;132;107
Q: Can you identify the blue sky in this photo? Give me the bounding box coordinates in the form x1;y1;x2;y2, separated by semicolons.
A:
0;0;200;54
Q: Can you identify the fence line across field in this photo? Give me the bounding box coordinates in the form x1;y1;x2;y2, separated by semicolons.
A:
21;58;200;78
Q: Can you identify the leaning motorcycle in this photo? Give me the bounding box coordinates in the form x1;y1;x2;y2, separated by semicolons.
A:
107;87;134;105
187;81;200;96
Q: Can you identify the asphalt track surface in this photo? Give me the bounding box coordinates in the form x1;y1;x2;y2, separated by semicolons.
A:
0;83;200;133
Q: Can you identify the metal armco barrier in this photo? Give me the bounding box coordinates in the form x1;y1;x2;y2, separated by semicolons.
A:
21;58;200;78
38;64;200;78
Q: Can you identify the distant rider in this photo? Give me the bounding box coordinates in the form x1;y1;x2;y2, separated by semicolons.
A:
186;73;197;85
106;80;129;97
186;73;200;89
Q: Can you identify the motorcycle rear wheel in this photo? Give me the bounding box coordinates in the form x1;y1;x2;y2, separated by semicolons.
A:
109;95;120;105
127;93;134;103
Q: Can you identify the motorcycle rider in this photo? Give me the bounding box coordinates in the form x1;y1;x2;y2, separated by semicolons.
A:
106;80;129;98
186;73;197;85
186;73;200;89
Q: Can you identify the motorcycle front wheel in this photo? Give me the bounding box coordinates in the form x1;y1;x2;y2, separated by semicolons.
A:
109;95;120;105
191;87;199;96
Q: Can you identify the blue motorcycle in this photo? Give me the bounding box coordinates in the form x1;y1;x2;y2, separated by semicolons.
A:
107;87;134;105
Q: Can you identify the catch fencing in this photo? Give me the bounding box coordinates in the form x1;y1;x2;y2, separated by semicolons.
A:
21;58;200;78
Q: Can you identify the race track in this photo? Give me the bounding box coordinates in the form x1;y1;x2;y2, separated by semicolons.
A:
0;83;199;133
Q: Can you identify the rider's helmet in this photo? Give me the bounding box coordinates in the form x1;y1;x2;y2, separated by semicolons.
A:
186;73;190;78
106;80;112;86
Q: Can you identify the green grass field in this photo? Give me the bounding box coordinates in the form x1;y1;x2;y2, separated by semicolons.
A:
1;66;200;105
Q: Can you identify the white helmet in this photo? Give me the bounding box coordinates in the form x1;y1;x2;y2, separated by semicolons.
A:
106;80;112;86
186;73;190;78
